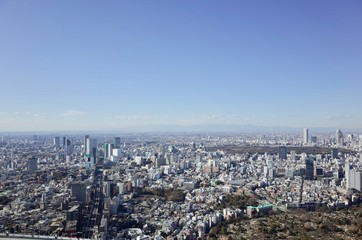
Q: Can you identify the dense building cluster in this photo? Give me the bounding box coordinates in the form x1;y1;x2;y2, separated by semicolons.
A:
0;130;361;239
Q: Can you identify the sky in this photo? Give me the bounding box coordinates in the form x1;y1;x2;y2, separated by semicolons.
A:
0;1;361;131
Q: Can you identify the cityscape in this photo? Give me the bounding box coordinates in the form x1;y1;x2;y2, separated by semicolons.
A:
0;129;362;239
1;1;362;239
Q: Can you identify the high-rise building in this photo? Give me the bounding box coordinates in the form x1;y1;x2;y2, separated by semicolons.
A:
114;137;121;149
266;158;274;169
305;158;314;180
104;143;108;158
28;156;38;173
303;128;309;144
278;146;287;160
290;150;296;161
104;143;113;159
336;129;343;146
54;137;60;148
346;163;362;191
62;137;66;147
86;138;97;158
70;182;87;205
84;135;90;154
345;162;352;189
66;139;73;155
191;141;196;150
331;149;338;159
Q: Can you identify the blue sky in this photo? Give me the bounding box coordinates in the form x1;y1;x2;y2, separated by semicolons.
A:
0;1;361;131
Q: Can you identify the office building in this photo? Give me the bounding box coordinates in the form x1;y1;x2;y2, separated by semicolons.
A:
114;137;121;148
290;150;296;161
303;128;309;144
305;158;314;180
86;138;97;158
54;137;60;148
336;129;343;146
70;182;87;205
28;156;38;173
278;146;287;160
191;141;196;150
347;168;362;191
112;148;122;157
66;139;73;155
345;162;352;189
84;135;90;154
104;143;113;159
266;158;274;169
331;149;338;159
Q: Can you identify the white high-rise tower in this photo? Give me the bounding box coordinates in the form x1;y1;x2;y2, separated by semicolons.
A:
303;128;309;144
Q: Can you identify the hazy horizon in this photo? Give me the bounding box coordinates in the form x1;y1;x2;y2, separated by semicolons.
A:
1;1;361;131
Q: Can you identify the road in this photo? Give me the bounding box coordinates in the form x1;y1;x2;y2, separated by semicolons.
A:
82;165;104;239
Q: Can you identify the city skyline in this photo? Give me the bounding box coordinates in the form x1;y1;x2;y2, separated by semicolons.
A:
1;1;362;131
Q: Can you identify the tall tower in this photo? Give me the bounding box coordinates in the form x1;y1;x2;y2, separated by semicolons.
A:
86;138;96;156
104;143;113;159
28;156;38;173
305;157;314;180
84;135;90;154
336;129;343;146
62;137;66;147
70;182;87;205
278;146;287;160
54;137;60;148
114;137;121;149
331;149;338;159
345;161;352;189
303;128;309;144
66;139;73;155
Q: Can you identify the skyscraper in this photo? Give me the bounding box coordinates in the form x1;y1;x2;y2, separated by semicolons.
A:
336;129;343;146
66;139;73;155
345;162;352;189
331;149;338;159
350;169;362;191
70;182;87;205
62;137;66;147
54;137;60;148
305;158;314;180
104;143;113;159
303;128;309;144
114;137;121;148
86;138;97;158
278;146;287;160
346;163;362;191
84;135;90;154
28;156;38;173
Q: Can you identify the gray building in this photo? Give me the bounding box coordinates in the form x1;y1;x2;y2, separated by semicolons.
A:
303;128;309;144
70;182;87;205
28;156;38;173
278;146;287;160
53;136;60;148
305;158;314;180
331;148;338;159
114;137;121;148
336;129;343;146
